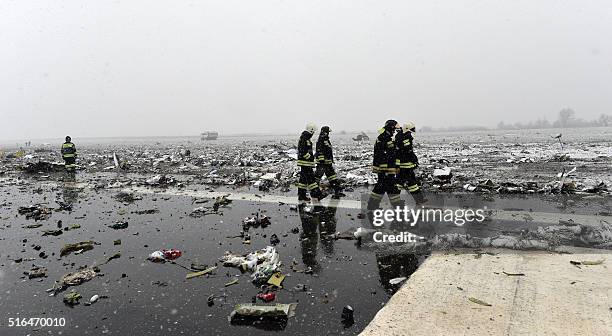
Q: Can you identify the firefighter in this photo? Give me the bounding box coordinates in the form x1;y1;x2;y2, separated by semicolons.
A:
395;121;426;204
367;120;403;213
61;136;77;172
297;124;326;202
315;126;345;199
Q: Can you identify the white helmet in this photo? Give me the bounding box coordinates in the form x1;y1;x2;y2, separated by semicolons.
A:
305;123;317;134
403;121;416;132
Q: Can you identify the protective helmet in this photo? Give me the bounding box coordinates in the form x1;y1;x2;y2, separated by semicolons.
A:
305;123;317;134
65;136;71;142
403;121;416;132
384;120;399;130
320;126;331;133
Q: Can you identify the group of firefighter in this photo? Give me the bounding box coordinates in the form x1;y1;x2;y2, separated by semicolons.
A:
297;119;425;207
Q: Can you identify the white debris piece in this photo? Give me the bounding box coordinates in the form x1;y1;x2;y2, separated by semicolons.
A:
463;183;477;191
220;246;281;284
260;172;280;181
557;166;577;178
389;277;407;285
433;167;452;178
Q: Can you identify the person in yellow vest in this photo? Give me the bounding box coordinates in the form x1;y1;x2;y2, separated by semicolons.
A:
61;136;77;172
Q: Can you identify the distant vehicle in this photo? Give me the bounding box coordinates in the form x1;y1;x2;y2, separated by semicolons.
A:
352;132;369;142
201;131;219;140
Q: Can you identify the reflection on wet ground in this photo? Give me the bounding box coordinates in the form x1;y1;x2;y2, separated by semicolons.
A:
1;173;610;335
0;182;424;336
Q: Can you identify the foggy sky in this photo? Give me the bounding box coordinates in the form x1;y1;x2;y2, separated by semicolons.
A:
1;0;611;141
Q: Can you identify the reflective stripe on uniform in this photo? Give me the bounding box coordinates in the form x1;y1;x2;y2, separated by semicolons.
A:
389;194;402;202
403;139;411;145
328;174;337;181
399;162;416;168
407;184;420;192
62;154;76;158
297;160;316;167
369;192;383;199
296;183;307;189
307;183;318;190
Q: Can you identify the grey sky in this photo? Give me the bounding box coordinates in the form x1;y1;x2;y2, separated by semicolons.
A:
1;0;611;140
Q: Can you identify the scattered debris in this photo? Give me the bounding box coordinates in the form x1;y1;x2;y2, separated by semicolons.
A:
468;297;492;306
50;268;97;294
570;259;604;266
267;272;286;288
186;266;217;280
114;191;141;203
213;196;232;211
60;241;96;257
389;277;407;285
42;229;63;237
109;221;129;230
18;205;52;221
220;246;281;285
225;279;239;287
341;305;355;327
106;252;122;263
63;291;82;306
502;271;525;276
24;266;47;279
148;251;166;262
256;292;276;302
229;303;297;326
145;174;175;186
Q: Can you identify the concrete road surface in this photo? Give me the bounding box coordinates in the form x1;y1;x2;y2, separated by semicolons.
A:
360;249;612;336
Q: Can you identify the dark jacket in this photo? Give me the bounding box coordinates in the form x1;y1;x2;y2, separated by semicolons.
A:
61;142;76;158
315;133;333;165
395;130;418;168
297;131;316;167
372;128;396;173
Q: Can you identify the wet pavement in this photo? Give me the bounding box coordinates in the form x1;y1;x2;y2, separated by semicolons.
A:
0;182;426;336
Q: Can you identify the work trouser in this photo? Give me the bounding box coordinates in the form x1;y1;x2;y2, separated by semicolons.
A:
367;172;402;210
397;167;420;193
297;166;323;199
315;164;340;191
63;157;76;172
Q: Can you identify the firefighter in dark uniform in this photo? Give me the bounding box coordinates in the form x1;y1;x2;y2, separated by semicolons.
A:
367;120;403;212
315;126;346;199
297;124;326;202
395;121;426;204
61;136;77;172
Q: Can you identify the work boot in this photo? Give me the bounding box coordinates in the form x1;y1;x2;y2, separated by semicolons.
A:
331;188;346;199
298;189;311;202
311;189;328;202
